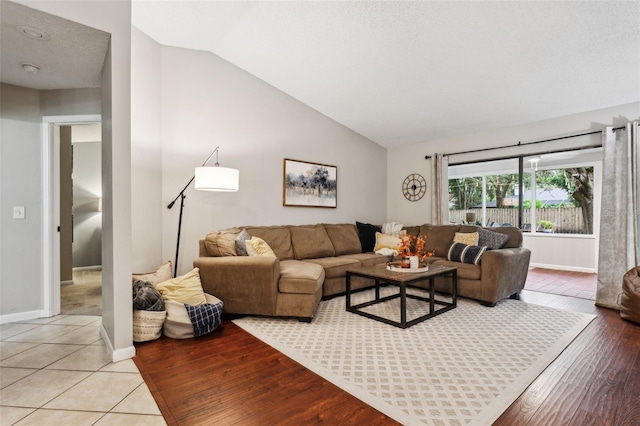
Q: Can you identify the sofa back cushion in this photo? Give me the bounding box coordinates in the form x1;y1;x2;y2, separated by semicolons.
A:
401;225;421;237
460;225;521;248
243;226;294;260
419;225;461;257
290;225;336;259
324;224;362;255
487;226;522;248
203;228;241;257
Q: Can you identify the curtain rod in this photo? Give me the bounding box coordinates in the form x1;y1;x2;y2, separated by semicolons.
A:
424;126;626;160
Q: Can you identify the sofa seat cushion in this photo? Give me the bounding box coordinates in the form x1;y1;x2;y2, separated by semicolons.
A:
291;225;336;260
303;257;360;279
341;253;391;267
324;223;362;255
279;260;325;295
432;259;481;280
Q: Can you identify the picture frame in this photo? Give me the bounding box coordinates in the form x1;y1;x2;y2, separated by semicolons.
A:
283;158;337;208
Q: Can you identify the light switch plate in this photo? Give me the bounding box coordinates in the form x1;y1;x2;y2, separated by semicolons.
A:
13;206;25;219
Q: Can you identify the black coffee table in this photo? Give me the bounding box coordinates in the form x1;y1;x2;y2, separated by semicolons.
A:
346;263;457;328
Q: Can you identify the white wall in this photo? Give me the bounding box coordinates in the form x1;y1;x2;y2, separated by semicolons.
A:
0;83;101;320
72;140;102;268
16;0;133;361
159;46;388;276
387;101;639;271
524;234;596;273
0;84;43;317
131;27;163;273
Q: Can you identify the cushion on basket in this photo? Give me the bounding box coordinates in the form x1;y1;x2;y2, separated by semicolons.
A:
132;261;172;285
163;294;223;339
155;268;207;306
132;280;165;311
132;309;167;342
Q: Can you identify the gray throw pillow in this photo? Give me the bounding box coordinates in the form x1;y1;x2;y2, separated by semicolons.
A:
235;229;250;256
477;228;509;250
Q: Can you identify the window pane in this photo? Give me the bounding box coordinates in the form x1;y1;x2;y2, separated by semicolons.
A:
448;150;598;235
448;159;519;226
533;166;595;234
484;171;519;226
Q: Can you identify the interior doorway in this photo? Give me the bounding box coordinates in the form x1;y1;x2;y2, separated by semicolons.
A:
60;123;103;315
42;114;102;317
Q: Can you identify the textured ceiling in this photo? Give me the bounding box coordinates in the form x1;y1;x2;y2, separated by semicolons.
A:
132;1;640;147
2;1;638;148
0;1;110;90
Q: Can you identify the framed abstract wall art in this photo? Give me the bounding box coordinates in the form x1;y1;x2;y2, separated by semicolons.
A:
283;158;337;208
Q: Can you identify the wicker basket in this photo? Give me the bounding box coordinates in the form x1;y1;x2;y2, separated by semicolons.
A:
133;309;167;342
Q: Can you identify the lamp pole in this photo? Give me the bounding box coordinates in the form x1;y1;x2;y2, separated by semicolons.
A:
167;147;220;277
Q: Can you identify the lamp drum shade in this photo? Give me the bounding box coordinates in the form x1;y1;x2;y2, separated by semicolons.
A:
195;166;239;192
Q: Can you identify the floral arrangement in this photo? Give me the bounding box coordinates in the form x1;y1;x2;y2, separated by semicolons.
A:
398;233;428;261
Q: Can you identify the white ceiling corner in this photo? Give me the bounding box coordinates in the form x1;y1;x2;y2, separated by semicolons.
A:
0;1;110;90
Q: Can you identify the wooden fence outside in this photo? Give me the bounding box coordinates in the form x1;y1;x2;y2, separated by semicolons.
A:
449;207;587;234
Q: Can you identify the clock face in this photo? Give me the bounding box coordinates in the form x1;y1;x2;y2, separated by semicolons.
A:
402;174;427;201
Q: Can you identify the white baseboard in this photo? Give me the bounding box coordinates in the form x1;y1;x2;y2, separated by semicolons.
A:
100;324;136;362
73;265;102;271
61;280;74;286
529;263;597;274
0;310;49;325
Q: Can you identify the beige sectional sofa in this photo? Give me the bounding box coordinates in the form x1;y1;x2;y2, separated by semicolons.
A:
194;223;531;321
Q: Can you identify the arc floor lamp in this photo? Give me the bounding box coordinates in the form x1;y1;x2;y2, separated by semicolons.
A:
167;146;239;277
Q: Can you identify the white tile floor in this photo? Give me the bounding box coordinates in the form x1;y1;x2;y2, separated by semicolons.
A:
0;315;165;425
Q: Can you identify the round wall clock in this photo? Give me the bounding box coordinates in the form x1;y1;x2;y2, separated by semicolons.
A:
402;173;427;201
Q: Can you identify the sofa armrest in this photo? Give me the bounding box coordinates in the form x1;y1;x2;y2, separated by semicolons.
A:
193;256;280;316
480;247;531;304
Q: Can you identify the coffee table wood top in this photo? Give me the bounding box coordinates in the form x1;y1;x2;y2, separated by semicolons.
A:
346;263;457;283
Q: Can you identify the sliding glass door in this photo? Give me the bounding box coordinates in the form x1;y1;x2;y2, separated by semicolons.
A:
448;148;599;236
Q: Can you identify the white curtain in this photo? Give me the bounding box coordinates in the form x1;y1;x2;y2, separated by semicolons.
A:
430;154;449;225
596;122;640;309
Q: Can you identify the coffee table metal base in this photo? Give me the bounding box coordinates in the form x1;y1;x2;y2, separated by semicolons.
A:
346;265;457;329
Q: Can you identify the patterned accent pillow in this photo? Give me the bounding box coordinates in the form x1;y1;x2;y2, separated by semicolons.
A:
477;228;510;250
245;237;277;258
447;242;487;265
453;232;479;246
184;301;223;338
373;232;401;252
235;229;251;256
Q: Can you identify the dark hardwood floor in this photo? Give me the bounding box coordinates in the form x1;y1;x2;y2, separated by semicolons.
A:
134;290;640;426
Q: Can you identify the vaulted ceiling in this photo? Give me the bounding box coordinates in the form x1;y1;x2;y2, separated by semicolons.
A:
131;1;640;148
2;1;639;148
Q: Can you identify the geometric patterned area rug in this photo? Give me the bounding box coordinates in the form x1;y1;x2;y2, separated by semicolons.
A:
234;287;596;425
